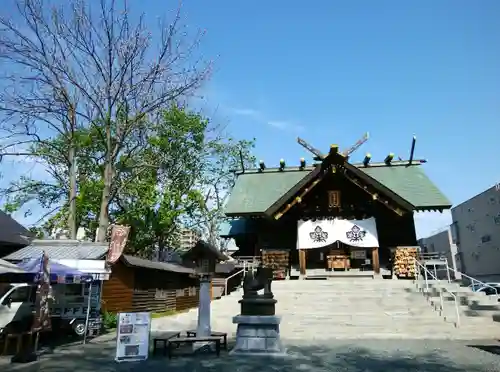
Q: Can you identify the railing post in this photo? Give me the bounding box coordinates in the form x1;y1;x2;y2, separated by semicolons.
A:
424;268;429;290
439;291;444;313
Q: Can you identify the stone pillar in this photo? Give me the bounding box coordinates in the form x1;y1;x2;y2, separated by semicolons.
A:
194;274;212;351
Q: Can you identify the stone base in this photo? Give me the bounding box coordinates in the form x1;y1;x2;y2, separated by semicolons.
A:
229;315;287;357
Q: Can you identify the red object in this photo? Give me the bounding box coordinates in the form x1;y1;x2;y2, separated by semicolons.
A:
32;252;52;332
106;225;130;265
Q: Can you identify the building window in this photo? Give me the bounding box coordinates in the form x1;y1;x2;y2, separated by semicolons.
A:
466;223;475;232
481;235;491;243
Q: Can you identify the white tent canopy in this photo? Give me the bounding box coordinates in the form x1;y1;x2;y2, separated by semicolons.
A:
297;217;379;249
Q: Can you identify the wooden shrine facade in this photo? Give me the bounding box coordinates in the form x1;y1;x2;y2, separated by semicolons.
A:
221;140;452;278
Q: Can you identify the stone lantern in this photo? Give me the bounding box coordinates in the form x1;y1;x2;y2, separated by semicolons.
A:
181;240;228;347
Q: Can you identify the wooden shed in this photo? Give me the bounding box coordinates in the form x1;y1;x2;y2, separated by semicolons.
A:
101;255;199;314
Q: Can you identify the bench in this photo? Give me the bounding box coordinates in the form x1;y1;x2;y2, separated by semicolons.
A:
151;331;181;356
167;336;221;359
185;330;227;350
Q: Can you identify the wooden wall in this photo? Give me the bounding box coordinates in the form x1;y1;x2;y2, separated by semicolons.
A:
101;260;134;313
132;268;199;313
102;260;201;314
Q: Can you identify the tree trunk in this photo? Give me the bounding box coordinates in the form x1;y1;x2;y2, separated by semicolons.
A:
96;161;112;242
67;105;77;240
96;119;113;243
68;144;77;239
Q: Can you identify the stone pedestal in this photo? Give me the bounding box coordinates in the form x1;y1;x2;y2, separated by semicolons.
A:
229;315;286;356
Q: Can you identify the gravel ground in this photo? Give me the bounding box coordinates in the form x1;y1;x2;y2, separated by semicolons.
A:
2;337;500;372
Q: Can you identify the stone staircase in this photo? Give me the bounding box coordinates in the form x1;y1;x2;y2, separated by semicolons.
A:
422;280;500;328
152;278;500;340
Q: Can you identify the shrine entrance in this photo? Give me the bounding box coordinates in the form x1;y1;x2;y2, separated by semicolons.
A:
296;218;381;276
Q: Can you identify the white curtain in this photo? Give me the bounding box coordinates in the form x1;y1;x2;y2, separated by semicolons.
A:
297;217;379;249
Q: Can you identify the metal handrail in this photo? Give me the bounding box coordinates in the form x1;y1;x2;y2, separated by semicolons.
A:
418;255;452;283
224;268;244;296
444;266;499;296
224;256;261;296
414;258;461;327
236;256;261;264
419;252;448;261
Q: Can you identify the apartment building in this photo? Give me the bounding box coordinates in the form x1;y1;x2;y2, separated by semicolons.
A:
179;227;201;251
449;186;500;282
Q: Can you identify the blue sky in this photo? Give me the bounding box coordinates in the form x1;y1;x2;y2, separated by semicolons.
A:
2;0;500;238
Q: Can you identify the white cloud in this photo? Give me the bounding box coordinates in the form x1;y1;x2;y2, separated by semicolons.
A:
226;106;302;133
229;108;260;117
267;120;304;132
413;211;452;239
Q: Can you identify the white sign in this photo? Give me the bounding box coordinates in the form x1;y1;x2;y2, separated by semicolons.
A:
115;312;151;363
297;217;379;249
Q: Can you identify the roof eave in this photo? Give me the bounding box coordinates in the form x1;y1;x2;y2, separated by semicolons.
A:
414;204;453;212
224;211;267;218
120;255;195;275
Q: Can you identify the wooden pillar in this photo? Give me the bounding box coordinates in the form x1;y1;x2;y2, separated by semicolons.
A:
254;234;262;257
299;249;307;276
372;247;380;274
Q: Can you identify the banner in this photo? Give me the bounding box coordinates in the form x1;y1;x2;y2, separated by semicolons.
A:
106;225;130;265
297;217;379;249
31;252;52;332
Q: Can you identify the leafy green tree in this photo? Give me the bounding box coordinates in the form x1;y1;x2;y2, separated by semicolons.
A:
0;0;210;241
2;105;255;257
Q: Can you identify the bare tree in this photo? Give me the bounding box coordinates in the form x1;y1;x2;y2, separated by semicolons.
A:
0;0;210;241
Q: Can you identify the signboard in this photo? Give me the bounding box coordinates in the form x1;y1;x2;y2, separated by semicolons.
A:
351;250;367;260
32;252;52;332
106;225;130;265
115;312;151;363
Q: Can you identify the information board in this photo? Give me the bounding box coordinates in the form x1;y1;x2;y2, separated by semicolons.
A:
114;312;151;363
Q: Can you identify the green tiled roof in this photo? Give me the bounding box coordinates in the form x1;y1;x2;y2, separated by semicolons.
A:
361;165;451;209
224;164;451;216
225;169;308;214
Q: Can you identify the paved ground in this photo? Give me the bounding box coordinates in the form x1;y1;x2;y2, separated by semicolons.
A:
2;334;500;372
3;279;500;371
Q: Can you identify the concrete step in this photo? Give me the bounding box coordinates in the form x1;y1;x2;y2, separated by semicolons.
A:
279;292;422;297
459;309;500;318
277;313;441;321
275;306;436;314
